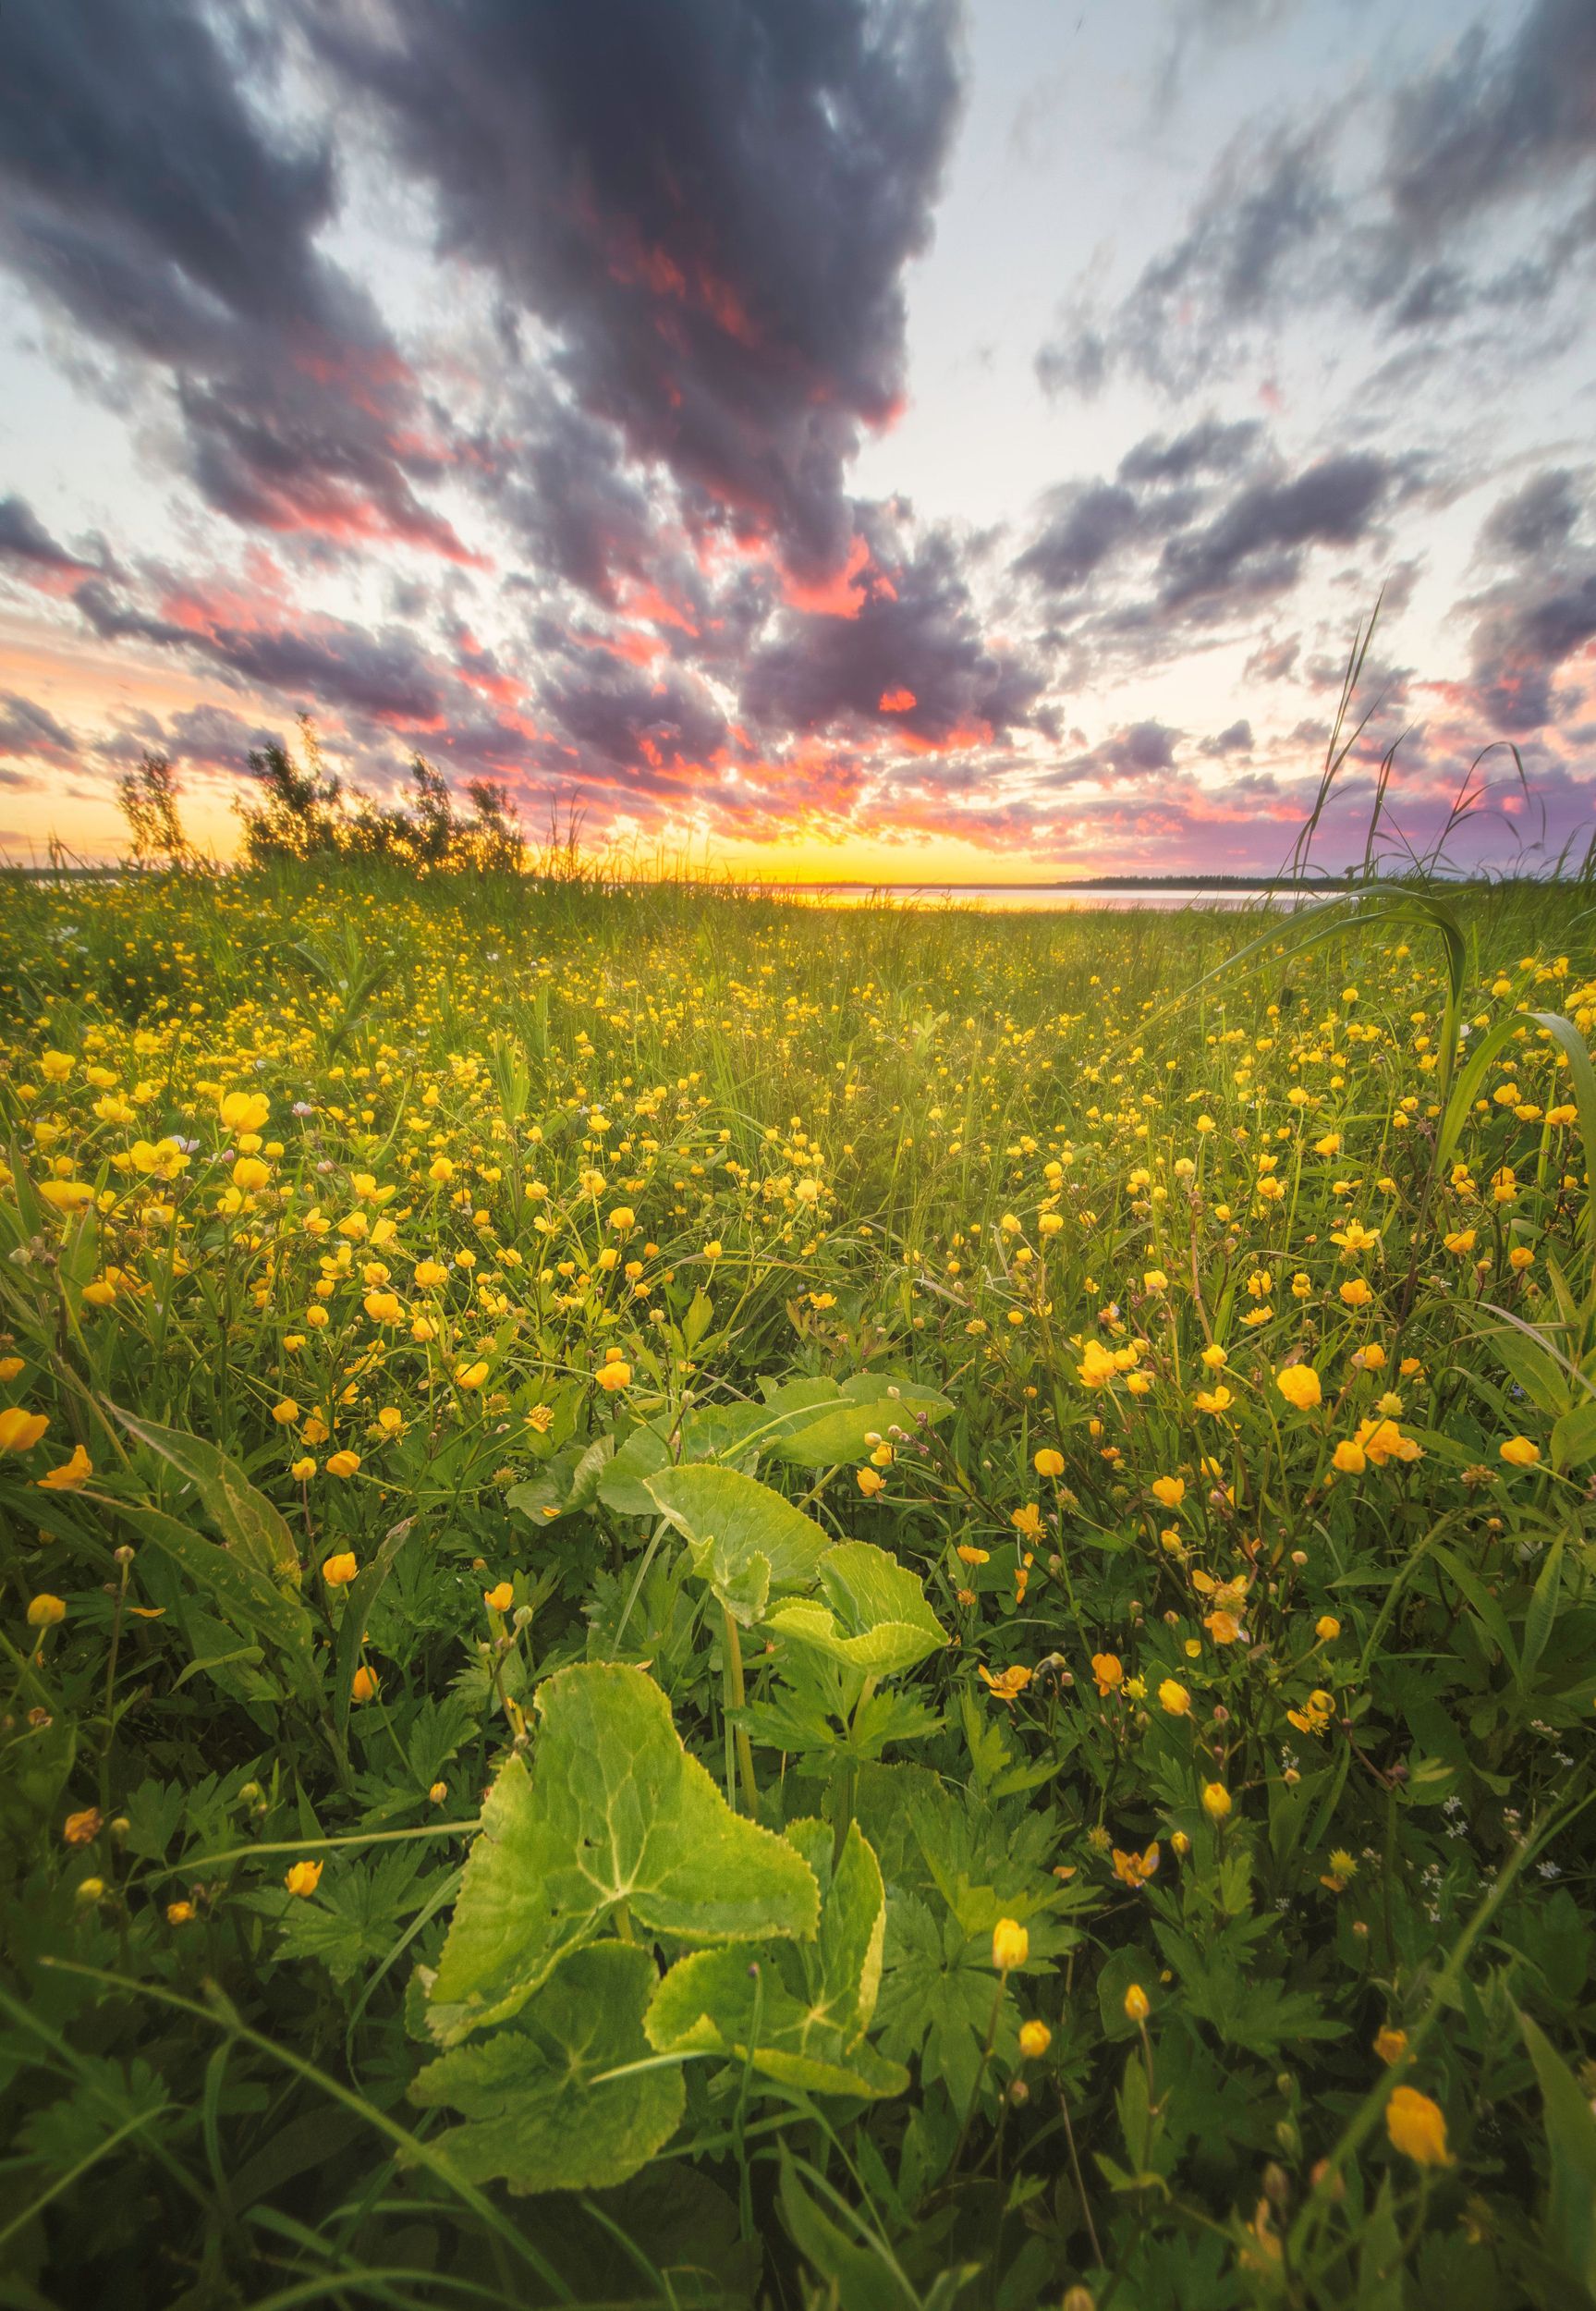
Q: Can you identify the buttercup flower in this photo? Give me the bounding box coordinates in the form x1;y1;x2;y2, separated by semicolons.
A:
0;1408;49;1453
992;1918;1029;1973
1385;2086;1451;2168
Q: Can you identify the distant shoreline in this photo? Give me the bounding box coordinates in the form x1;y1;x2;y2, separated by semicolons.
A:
0;869;1570;892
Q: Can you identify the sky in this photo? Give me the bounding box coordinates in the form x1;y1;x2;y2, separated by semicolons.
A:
0;0;1593;880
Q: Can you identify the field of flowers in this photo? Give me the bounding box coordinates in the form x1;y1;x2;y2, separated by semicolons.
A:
3;861;1595;2311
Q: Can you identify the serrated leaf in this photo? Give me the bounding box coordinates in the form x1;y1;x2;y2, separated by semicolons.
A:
766;1542;945;1675
411;1942;684;2194
111;1404;300;1588
426;1663;819;2043
19;2059;168;2176
873;1896;1016;2109
647;1820;902;2100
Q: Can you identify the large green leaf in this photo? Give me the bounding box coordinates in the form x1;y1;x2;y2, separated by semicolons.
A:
598;1405;783;1518
765;1542;946;1675
424;1663;819;2044
411;1942;683;2194
111;1404;300;1589
644;1464;831;1625
647;1821;906;2099
596;1425;671;1516
763;1375;953;1470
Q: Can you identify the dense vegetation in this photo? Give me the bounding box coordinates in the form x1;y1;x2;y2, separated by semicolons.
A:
3;861;1595;2310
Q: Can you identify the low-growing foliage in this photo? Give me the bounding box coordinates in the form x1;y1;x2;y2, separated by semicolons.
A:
2;860;1595;2308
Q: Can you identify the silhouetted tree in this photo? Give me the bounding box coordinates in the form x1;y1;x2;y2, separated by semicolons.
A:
464;779;526;874
116;752;194;870
236;714;347;862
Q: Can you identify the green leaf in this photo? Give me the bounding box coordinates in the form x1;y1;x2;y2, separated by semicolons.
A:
1176;1962;1344;2057
681;1401;772;1465
425;1663;819;2043
110;1404;300;1588
506;1436;612;1526
766;1542;946;1675
273;1843;433;1986
335;1515;420;1738
1519;1534;1566;1691
1431;1543;1518;1675
647;1820;906;2100
1521;2010;1596;2292
1552;1396;1596;1473
18;2058;168;2176
596;1425;670;1516
765;1376;953;1470
1480;1321;1573;1419
109;1496;317;1700
873;1897;1013;2109
645;1464;830;1589
776;2150;915;2311
1356;2178;1404;2311
411;1942;684;2194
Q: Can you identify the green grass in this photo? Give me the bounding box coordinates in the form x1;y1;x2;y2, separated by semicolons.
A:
2;862;1596;2310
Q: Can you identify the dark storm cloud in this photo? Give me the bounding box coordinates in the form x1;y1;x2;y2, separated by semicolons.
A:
1459;461;1596;733
1037;124;1336;395
1154;452;1398;612
1245;633;1301;682
1381;0;1596;248
536;651;731;779
73;576;448;728
307;0;964;580
482;393;661;603
0;495;91;575
1039;0;1596;397
1481;469;1585;561
1044;720;1182;788
1014;430;1403;657
1466;570;1596;733
741;526;1048;745
0;692;79;764
1012;484;1139;594
1117;419;1264;487
1015;420;1278;603
0;0;469;557
1201;719;1254;755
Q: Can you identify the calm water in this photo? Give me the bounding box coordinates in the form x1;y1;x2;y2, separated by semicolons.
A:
776;883;1320;912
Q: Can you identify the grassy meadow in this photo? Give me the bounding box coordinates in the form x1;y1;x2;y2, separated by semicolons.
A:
3;859;1596;2309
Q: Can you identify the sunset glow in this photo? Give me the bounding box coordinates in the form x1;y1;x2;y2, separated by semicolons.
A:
1;0;1592;874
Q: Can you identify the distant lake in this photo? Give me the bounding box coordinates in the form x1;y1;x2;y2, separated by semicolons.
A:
774;883;1322;912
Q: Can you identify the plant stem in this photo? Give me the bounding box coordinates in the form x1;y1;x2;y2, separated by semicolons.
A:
721;1600;759;1815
